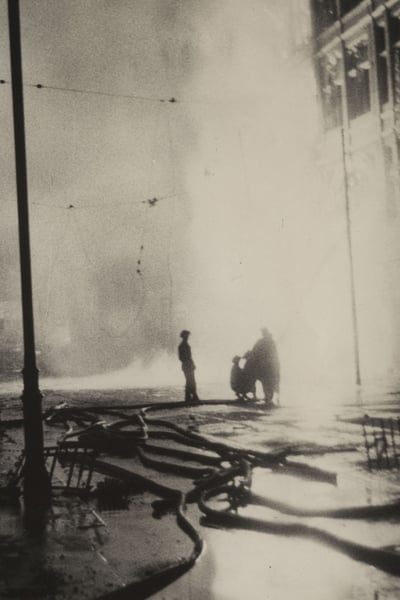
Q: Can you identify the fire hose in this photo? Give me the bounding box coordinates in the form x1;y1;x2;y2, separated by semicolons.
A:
5;398;400;597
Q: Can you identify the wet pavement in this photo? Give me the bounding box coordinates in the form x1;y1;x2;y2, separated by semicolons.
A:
0;381;399;599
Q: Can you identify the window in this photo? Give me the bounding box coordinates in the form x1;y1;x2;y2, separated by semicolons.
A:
345;40;371;120
312;0;338;35
319;52;343;129
375;24;389;108
390;16;400;125
340;0;362;16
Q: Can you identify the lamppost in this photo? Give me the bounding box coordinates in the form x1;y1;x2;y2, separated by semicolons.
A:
8;0;51;509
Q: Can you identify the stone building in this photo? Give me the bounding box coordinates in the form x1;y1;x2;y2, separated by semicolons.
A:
311;0;400;384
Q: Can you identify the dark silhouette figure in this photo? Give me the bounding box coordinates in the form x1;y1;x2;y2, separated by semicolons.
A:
230;355;257;401
178;330;200;403
245;328;280;404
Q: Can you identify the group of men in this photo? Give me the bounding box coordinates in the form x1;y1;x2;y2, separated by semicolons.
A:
178;327;280;406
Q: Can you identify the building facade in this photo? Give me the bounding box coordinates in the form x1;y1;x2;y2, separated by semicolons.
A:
311;0;400;384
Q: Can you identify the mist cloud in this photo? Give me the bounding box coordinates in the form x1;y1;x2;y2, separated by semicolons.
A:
0;1;364;389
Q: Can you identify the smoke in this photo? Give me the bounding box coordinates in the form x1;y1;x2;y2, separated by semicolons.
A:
0;1;368;392
1;0;198;379
181;1;356;387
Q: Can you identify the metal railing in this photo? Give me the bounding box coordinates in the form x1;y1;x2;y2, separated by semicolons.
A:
362;415;400;470
6;443;97;493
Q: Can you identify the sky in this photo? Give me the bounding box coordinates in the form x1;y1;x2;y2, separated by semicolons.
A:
0;1;361;390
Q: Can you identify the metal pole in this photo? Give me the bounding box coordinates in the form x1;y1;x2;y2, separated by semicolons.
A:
8;0;51;506
340;127;362;385
336;0;362;386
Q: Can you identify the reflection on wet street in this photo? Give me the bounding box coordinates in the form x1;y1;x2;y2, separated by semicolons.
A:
1;381;400;599
149;387;400;599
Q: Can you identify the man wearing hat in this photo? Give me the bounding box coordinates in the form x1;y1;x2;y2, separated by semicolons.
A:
178;330;200;403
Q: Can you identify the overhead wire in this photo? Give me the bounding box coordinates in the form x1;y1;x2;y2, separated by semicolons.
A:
0;77;272;107
1;58;184;356
46;98;172;342
0;78;178;104
25;120;179;349
30;192;177;212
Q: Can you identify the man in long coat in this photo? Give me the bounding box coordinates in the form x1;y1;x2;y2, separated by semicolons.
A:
246;327;280;404
178;330;200;403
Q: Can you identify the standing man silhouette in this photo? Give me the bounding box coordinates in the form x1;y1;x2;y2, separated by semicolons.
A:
178;330;200;403
250;327;280;405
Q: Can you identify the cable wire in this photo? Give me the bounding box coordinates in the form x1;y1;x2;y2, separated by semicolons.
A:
0;78;178;104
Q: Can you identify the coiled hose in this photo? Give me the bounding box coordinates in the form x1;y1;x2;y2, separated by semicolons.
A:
40;399;400;596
